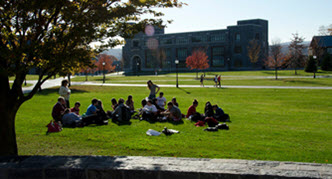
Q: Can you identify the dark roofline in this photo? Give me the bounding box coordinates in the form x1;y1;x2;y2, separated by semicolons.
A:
237;19;268;22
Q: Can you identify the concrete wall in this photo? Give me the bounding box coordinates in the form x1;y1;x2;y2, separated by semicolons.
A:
0;156;331;179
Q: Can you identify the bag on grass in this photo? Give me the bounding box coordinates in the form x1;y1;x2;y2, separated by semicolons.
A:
46;120;62;134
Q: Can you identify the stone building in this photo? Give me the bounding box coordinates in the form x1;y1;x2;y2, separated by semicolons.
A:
122;19;268;73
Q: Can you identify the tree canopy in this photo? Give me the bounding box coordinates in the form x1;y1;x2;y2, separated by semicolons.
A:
0;0;184;155
185;49;209;78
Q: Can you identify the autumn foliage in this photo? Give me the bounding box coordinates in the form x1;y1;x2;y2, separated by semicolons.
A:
186;49;210;72
264;42;285;79
95;54;117;73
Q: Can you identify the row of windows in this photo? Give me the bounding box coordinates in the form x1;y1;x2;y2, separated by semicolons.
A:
143;47;226;68
133;34;227;47
133;33;261;47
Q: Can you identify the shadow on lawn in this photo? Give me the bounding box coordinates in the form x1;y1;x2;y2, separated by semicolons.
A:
177;87;191;94
280;79;328;86
36;88;88;95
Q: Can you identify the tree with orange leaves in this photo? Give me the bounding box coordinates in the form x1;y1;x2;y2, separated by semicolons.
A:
186;49;210;78
95;54;117;74
264;40;285;80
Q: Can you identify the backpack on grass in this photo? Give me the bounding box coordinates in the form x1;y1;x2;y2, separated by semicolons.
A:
46;120;62;134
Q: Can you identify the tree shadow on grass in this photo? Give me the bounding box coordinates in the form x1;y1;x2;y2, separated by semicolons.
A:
177;87;191;94
36;88;89;96
280;79;328;86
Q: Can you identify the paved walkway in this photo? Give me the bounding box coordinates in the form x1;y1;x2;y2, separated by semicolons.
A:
0;156;331;178
20;77;332;94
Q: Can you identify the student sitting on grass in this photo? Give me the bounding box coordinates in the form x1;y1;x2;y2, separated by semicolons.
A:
125;95;135;112
52;96;66;123
162;102;182;121
204;101;214;117
152;98;165;112
212;104;230;122
70;102;81;115
112;98;131;122
141;99;158;121
156;92;167;109
83;98;108;125
96;100;108;120
62;108;82;127
171;97;179;107
186;99;199;118
111;98;118;110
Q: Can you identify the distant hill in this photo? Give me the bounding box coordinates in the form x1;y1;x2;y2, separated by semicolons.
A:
101;48;122;60
278;41;310;55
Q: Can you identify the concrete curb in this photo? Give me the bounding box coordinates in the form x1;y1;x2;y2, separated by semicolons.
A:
0;156;331;179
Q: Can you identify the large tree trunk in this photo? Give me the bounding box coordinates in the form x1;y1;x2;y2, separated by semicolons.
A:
0;104;19;156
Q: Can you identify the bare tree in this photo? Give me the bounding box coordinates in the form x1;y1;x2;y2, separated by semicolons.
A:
265;40;284;80
287;33;306;75
318;24;332;35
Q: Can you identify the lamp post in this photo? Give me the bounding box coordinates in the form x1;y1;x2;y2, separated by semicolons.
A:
313;55;317;79
227;58;231;71
175;59;179;88
117;64;119;75
136;62;139;76
102;62;105;83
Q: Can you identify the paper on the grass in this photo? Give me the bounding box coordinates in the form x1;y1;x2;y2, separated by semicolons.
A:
146;129;161;136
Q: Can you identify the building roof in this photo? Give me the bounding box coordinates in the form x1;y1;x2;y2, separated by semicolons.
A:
310;36;332;47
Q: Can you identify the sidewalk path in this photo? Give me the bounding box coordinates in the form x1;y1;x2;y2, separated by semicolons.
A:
20;76;332;94
71;81;332;90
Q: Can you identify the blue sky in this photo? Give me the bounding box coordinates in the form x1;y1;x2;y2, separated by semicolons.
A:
157;0;332;43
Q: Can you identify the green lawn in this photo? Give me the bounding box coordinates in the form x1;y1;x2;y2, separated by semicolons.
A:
16;85;332;163
10;83;33;87
168;69;332;77
72;74;332;87
9;74;61;81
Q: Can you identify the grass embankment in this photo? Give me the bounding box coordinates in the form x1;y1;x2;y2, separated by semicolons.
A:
16;85;332;163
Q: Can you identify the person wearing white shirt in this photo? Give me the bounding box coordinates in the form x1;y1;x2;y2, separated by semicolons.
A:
156;92;167;109
59;80;71;108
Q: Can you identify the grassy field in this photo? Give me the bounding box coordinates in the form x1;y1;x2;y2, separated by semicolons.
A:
15;85;332;163
173;69;332;77
9;74;61;81
72;74;332;87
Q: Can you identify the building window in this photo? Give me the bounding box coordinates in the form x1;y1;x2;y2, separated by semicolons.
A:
211;33;226;42
255;33;260;40
133;40;140;48
160;38;173;45
212;47;225;67
235;33;240;41
145;50;156;68
176;37;188;44
327;48;332;54
234;46;242;54
176;48;187;59
160;48;172;68
192;35;207;43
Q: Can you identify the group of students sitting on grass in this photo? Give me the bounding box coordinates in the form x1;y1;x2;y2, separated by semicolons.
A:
51;91;229;128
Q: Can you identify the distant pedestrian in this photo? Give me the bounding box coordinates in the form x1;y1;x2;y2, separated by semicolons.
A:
59;80;71;108
147;80;160;100
217;75;221;88
214;75;218;87
200;74;204;87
